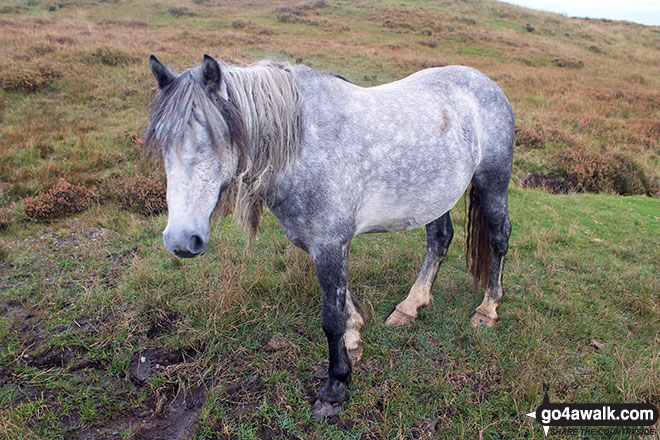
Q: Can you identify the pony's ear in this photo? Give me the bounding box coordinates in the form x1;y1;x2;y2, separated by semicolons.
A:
202;54;222;91
150;55;177;89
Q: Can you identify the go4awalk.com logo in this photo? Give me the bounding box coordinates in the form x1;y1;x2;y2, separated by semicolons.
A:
525;388;659;437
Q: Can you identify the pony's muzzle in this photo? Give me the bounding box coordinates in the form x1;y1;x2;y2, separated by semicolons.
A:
163;227;208;258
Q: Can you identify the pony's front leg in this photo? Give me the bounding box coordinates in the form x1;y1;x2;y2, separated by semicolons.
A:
310;244;352;418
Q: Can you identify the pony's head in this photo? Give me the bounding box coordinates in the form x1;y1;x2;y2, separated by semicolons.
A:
145;55;247;258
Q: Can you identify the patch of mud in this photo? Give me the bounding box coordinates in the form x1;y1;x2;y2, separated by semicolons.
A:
26;345;79;369
5;305;45;354
72;347;203;440
221;374;266;418
145;312;179;339
21;316;107;371
128;347;196;386
72;387;206;440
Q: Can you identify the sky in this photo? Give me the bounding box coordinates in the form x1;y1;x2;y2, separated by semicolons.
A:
504;0;660;26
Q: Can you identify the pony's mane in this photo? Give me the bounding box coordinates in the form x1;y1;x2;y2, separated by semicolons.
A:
144;59;304;239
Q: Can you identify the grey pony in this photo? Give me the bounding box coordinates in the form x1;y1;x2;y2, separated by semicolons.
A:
145;54;514;418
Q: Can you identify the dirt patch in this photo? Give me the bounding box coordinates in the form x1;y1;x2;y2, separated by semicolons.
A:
69;346;204;440
128;347;196;387
221;373;267;418
256;424;287;440
145;311;179;339
72;387;206;440
27;345;80;369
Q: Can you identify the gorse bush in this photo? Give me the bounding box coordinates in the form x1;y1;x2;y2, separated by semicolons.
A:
1;62;61;92
102;174;166;216
23;179;96;222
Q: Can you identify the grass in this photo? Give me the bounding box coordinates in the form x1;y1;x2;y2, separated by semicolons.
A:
0;191;658;439
0;0;659;439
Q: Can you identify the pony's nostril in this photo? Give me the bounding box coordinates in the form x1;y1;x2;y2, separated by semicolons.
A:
187;234;205;254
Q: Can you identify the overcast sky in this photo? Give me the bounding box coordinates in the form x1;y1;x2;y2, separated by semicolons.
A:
504;0;660;26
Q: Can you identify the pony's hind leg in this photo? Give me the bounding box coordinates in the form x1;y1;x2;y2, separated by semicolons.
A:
386;212;454;326
468;182;512;329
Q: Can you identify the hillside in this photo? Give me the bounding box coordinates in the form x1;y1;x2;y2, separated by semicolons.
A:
0;0;659;206
0;1;659;439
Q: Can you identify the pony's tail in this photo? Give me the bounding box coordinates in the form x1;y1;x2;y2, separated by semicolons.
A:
467;185;492;289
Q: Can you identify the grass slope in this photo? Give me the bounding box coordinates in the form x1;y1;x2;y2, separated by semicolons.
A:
0;0;659;439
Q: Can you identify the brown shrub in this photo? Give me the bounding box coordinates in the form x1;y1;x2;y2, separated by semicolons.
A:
23;179;96;222
103;174;166;216
167;7;196;17
274;1;325;16
231;19;248;29
31;44;57;56
99;18;148;27
552;145;654;195
86;47;138;67
0;5;26;13
626;118;660;138
298;0;326;10
1;62;61;92
588;45;603;54
123;130;144;151
0;205;15;229
603;152;655;196
515;125;545;149
383;19;416;32
47;35;76;46
552;57;584;69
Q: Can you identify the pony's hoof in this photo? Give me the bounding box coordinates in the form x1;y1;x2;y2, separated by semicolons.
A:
470;311;496;329
347;340;365;363
385;308;416;326
311;398;343;419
